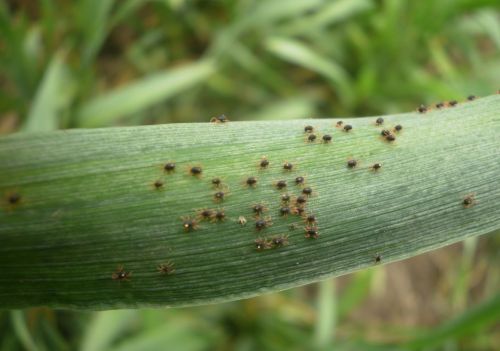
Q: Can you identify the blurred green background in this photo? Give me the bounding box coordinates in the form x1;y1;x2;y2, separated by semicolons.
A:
1;0;499;350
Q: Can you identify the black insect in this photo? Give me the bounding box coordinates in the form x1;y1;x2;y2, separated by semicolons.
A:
336;121;343;127
417;104;427;113
246;176;258;187
198;209;215;221
347;159;357;168
295;176;305;185
448;100;458;107
304;125;314;133
375;117;384;125
307;134;317;142
213;191;226;202
281;194;291;203
322;134;332;143
154;180;164;189
7;192;21;205
255;238;271;251
393;124;403;132
157;261;175;275
462;193;476;208
305;214;316;224
435;102;444;109
189;166;203;177
164;162;176;172
343;124;353;132
255;217;273;231
385;134;396;142
381;129;391;137
271;235;289;248
370;163;382;171
302;187;313;196
260;156;270;169
304;227;319;239
279;207;291;217
283;161;294;171
275;180;287;190
252;203;268;215
112;265;131;281
374;254;382;264
182;217;199;232
214;209;226;222
467;95;476;101
211;177;222;187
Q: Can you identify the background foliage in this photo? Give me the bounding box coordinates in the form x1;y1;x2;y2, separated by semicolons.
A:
0;0;499;350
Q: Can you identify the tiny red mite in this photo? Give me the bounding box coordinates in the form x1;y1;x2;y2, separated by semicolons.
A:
181;217;199;232
343;124;353;132
157;261;175;275
304;226;319;239
375;117;384;126
112;265;131;281
304;125;314;133
322;134;332;143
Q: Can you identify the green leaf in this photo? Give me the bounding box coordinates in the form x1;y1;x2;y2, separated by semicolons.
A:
0;95;499;310
76;60;215;127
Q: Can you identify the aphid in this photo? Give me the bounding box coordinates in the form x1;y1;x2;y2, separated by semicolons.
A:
435;102;444;109
343;124;353;132
374;254;382;264
336;121;343;127
304;125;314;133
255;238;271;251
153;180;164;189
213;191;227;202
189;166;203;177
417;104;427;113
275;180;287;190
305;214;316;224
211;177;222;188
255;217;273;231
307;134;317;142
198;208;215;221
238;216;247;226
283;161;293;171
7;192;21;205
295;195;307;205
381;129;391;137
210;114;229;123
393;124;403;132
164;162;176;172
462;193;476;208
271;235;289;248
279;206;291;217
322;134;332;143
259;156;270;169
181;216;199;232
252;203;268;215
281;194;291;203
245;176;258;187
214;209;226;222
448;100;458;107
112;265;131;281
375;117;384;126
467;95;476;101
347;159;358;168
385;134;396;142
370;163;382;171
157;261;175;275
302;187;313;196
304;226;319;239
295;176;305;185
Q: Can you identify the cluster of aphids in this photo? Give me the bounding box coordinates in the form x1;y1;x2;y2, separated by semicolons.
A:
416;94;478;114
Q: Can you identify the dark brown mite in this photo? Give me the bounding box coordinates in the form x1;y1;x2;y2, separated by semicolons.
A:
336;121;343;127
295;176;305;185
347;159;357;168
374;254;382;264
252;203;267;215
279;207;291;217
271;235;289;248
296;195;307;205
307;134;317;142
211;177;222;187
305;214;316;224
375;117;384;125
370;163;382;171
435;102;445;109
283;162;293;171
381;129;391;137
462;193;476;208
292;206;306;216
213;191;226;202
210;114;229;123
281;194;291;203
255;217;273;231
302;187;313;196
154;180;164;189
164;162;176;172
198;209;215;220
246;176;258;187
189;166;202;176
467;95;476;101
182;217;199;232
260;157;270;169
214;209;226;222
304;125;314;133
255;238;271;251
7;192;21;205
157;261;175;275
304;227;319;239
322;134;332;143
275;180;287;190
343;124;353;132
385;134;396;142
417;104;427;113
112;265;131;281
393;124;403;132
448;100;458;107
